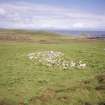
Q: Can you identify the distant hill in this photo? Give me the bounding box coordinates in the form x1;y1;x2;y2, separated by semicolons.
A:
0;29;104;43
0;29;70;43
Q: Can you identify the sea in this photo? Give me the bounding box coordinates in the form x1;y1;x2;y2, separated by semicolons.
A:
50;30;105;37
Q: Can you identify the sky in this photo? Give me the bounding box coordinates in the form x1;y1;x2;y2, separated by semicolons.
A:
0;0;105;30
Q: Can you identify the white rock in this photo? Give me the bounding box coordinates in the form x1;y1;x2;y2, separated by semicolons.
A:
70;61;76;67
79;63;86;69
29;56;33;60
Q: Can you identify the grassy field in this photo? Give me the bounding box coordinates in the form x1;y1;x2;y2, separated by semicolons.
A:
0;30;105;105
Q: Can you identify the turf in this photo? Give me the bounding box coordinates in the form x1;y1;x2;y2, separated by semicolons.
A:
0;35;105;105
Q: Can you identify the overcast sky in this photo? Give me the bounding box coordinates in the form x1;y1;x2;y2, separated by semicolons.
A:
0;0;105;30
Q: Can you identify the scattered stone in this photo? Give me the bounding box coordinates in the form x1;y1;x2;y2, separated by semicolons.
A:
27;50;87;69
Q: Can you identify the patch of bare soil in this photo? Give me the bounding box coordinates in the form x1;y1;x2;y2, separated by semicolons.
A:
0;99;15;105
38;88;56;102
97;102;105;105
96;73;105;83
29;88;70;105
95;73;105;91
57;96;69;103
29;88;56;104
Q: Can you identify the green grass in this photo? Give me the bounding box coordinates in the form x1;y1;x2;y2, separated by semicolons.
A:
0;39;105;105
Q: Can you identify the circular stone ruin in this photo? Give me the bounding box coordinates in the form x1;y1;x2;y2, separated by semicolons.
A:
27;50;86;69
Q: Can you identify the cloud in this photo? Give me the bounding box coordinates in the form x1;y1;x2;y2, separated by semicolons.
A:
0;8;6;15
0;2;105;30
